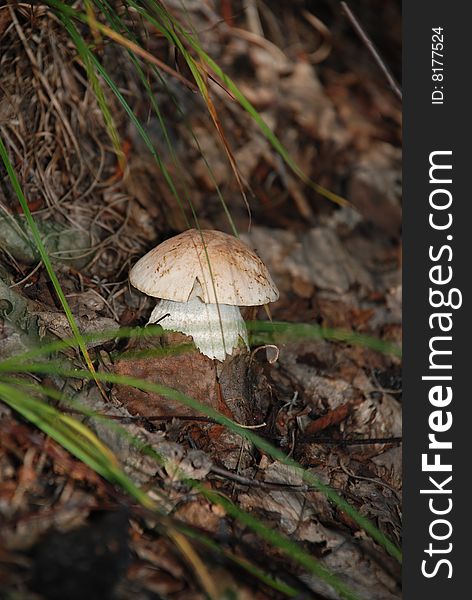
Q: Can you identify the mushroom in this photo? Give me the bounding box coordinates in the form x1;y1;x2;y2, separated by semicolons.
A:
129;229;279;361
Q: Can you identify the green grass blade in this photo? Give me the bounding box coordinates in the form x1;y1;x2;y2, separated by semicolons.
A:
0;382;154;509
50;0;238;235
0;361;401;564
0;320;400;372
1;379;362;599
90;0;239;237
56;13;191;228
0;136;101;384
196;484;361;600
248;320;402;357
137;1;350;208
73;2;124;169
180;525;300;597
0;378;359;600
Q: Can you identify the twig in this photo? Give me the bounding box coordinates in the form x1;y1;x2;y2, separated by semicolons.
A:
340;2;402;101
210;464;310;492
301;435;402;446
8;261;43;289
339;458;401;499
244;0;264;37
302;10;332;64
60;407;218;424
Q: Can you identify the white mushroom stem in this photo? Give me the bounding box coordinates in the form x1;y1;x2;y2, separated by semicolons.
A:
148;297;249;362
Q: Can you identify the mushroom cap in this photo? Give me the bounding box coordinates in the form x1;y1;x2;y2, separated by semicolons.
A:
129;229;279;306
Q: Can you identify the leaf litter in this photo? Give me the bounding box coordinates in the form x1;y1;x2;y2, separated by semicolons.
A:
1;1;401;599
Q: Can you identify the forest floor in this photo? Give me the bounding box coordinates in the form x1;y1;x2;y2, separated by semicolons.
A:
0;1;402;599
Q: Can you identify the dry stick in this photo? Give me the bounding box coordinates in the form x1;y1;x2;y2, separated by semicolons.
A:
340;2;402;102
57;408;402;446
244;0;264;37
210;464;312;492
302;435;402;446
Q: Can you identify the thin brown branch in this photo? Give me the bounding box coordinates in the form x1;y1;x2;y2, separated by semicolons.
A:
341;1;402;101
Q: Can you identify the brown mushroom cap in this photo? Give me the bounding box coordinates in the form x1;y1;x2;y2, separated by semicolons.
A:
129;229;279;306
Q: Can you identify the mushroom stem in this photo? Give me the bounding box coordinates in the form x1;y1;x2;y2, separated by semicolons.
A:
148;297;249;362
